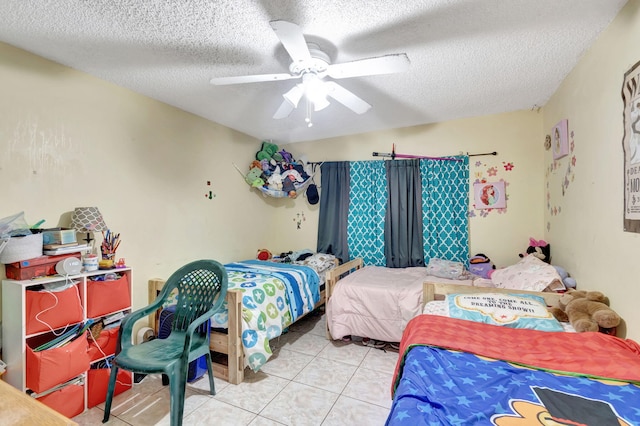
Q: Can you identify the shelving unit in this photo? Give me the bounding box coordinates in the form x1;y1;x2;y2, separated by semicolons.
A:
2;267;133;418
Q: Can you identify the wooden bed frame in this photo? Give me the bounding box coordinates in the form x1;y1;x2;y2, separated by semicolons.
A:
324;258;364;338
148;273;327;385
422;281;565;307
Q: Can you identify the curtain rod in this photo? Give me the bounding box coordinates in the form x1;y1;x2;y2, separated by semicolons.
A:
308;151;497;165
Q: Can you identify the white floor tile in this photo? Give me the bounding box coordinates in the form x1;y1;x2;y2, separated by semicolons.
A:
259;347;315;380
322;395;391;426
293;356;357;394
341;368;394;409
259;381;339;426
213;372;289;413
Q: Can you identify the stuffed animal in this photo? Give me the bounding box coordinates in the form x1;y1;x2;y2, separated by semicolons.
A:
468;253;495;279
245;167;265;188
519;237;551;264
256;141;283;162
552;265;577;289
549;289;621;333
256;248;272;261
267;172;284;191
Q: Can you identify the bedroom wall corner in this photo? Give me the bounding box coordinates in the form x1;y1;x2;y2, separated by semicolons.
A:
542;0;640;341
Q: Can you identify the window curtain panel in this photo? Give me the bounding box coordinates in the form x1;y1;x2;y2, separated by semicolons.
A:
347;161;387;266
317;162;351;263
384;159;425;268
420;156;469;263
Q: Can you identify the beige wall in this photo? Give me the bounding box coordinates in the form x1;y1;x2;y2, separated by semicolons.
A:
0;42;271;322
543;0;640;341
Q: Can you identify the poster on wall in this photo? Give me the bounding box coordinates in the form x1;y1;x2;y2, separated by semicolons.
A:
474;181;506;209
622;59;640;232
552;119;569;160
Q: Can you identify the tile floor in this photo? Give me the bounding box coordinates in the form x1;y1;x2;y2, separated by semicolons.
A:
73;311;398;425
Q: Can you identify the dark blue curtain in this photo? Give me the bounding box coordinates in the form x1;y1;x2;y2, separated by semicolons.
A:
384;159;424;267
316;162;350;263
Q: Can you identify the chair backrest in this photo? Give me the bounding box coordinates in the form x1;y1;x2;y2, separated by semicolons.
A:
159;259;228;333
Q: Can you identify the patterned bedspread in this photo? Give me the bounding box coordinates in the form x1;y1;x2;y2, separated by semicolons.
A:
387;315;640;425
211;260;320;372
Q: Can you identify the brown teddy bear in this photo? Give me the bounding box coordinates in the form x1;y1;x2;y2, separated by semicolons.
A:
549;289;621;333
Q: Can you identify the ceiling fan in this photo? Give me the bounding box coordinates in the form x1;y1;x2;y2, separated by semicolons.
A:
210;20;410;120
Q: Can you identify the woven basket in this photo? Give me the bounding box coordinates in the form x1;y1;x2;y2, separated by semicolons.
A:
0;233;43;264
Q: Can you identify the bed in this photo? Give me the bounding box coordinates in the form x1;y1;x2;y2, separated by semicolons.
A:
325;258;494;343
385;282;640;425
148;255;336;384
325;256;567;344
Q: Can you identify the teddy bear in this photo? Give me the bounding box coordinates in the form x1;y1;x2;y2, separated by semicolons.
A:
549;289;621;333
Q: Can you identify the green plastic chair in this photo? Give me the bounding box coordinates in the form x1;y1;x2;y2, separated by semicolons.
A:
102;259;228;426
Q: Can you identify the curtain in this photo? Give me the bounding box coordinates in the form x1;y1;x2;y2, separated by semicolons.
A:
420;156;469;263
347;161;387;266
384;159;425;267
317;162;350;263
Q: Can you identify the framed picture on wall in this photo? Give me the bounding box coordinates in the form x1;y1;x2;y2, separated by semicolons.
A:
474;181;506;209
552;119;569;160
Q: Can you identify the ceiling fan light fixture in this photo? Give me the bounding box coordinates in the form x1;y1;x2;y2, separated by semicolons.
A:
282;85;303;107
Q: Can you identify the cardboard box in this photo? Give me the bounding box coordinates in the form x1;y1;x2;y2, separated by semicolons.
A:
4;254;81;280
42;228;77;245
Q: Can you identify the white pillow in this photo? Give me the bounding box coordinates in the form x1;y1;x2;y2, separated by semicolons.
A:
426;258;469;280
446;292;564;331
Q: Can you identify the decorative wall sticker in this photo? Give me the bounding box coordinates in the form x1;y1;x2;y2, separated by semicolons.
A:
204;180;216;200
293;212;306;229
547;129;576;230
469;159;512;219
552;119;569;160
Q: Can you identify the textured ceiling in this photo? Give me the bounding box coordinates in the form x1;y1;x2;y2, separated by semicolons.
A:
0;0;629;144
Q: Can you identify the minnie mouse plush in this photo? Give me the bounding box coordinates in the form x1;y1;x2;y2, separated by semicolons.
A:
519;238;551;264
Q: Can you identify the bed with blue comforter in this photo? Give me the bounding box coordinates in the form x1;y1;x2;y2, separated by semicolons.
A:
212;260;321;372
387;314;640;425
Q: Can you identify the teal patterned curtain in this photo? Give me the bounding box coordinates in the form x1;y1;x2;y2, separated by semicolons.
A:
347;161;387;266
420;156;469;263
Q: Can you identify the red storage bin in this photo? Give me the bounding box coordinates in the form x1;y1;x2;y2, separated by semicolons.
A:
86;275;130;318
88;327;120;362
87;368;132;408
26;334;90;394
25;284;83;335
36;382;85;419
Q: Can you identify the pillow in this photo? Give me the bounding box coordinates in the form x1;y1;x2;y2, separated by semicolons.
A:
426;258;469;280
490;255;565;292
447;292;564;331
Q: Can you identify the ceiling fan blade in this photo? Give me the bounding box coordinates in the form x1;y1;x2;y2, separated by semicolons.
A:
210;72;296;85
326;53;410;79
324;82;371;114
273;99;295;119
270;20;312;63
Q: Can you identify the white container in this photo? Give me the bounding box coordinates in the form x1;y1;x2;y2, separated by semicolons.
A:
83;254;99;272
0;233;43;264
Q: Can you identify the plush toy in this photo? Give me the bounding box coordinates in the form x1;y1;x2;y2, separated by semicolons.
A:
549;289;621;333
519;237;551;264
245;167;265;188
468;253;495;279
552;265;577;289
267;172;283;191
256;141;283;162
256;248;272;261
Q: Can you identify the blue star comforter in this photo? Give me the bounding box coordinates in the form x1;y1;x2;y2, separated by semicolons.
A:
386;315;640;425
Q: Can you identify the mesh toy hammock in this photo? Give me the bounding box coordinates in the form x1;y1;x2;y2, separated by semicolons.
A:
234;163;315;199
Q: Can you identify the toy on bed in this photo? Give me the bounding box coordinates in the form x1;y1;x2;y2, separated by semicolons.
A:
549;289;621;334
467;253;495;278
519;237;551;263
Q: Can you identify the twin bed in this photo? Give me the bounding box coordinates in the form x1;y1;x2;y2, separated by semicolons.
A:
386;282;640;425
148;255;336;384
